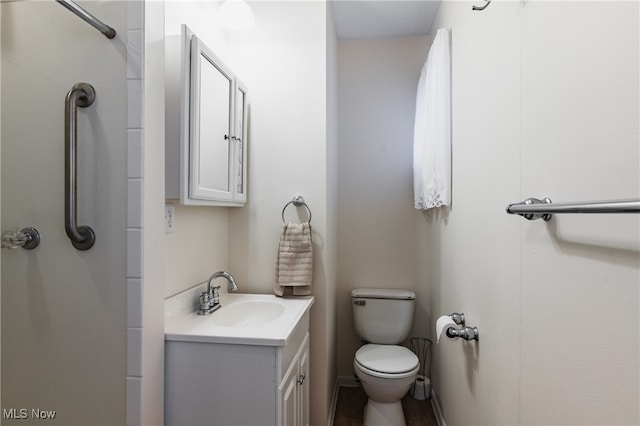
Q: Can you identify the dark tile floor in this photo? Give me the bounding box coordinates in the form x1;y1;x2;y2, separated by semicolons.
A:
332;386;438;426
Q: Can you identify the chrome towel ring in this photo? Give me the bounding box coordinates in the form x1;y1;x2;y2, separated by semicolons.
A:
282;195;312;224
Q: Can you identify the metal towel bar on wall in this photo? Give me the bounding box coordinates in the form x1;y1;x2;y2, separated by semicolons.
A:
65;83;96;250
506;197;640;221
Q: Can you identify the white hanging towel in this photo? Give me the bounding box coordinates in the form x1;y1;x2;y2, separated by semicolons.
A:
413;28;452;210
273;223;313;297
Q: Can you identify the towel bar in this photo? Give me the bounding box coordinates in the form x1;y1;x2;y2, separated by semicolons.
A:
506;197;640;221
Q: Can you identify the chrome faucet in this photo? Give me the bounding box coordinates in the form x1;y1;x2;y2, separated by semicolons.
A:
210;271;238;293
197;271;238;315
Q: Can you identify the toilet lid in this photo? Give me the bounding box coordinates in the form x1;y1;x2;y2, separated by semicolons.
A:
355;344;419;374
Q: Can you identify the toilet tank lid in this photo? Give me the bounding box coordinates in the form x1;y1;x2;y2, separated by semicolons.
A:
351;288;415;300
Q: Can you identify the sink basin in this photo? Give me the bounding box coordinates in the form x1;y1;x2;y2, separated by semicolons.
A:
210;301;285;327
165;291;314;346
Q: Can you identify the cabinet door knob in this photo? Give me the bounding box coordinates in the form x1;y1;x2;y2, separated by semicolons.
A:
297;373;305;385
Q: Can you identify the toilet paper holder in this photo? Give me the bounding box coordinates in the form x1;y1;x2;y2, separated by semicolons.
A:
446;312;479;341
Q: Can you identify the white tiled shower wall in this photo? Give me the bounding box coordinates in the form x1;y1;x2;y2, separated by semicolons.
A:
125;1;145;425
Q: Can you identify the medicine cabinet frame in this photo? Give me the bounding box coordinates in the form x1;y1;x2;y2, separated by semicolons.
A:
165;24;248;206
233;80;248;204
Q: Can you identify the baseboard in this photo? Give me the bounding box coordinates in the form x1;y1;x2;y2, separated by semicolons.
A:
329;376;361;426
337;374;360;388
430;388;446;426
328;380;339;426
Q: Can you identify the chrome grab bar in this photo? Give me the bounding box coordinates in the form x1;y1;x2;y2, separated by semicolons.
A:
56;0;116;39
506;197;640;221
65;83;96;250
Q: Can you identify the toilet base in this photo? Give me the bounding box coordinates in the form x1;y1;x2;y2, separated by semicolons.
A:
363;400;406;426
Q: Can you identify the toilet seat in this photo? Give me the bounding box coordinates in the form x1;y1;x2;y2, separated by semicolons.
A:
354;344;419;379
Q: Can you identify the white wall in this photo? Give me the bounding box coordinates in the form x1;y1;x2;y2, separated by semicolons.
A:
430;1;639;424
161;2;336;424
0;3;3;410
164;1;231;298
225;3;334;423
139;1;167;424
336;35;432;378
325;0;339;414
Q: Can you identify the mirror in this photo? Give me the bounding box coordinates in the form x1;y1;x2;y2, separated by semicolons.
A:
190;37;234;201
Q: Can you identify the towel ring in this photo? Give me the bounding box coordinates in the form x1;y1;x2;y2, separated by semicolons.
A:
282;196;312;224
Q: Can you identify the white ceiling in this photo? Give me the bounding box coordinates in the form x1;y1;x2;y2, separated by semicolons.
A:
331;0;441;40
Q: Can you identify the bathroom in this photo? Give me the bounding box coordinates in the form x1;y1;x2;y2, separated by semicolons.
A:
1;0;638;425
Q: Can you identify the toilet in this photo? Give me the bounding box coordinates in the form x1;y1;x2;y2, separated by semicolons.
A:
351;288;419;426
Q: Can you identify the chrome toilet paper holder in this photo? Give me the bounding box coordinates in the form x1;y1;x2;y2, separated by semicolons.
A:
445;312;479;341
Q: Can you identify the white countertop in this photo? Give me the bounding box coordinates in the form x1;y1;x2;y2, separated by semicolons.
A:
165;287;314;346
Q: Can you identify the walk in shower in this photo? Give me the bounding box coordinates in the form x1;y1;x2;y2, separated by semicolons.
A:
1;1;128;424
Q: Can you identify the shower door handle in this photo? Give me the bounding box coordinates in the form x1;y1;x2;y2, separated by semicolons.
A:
65;83;96;250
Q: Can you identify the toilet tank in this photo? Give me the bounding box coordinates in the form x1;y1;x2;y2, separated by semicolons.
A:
351;288;416;345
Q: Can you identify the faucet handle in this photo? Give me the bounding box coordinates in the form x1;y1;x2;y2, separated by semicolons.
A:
198;291;212;314
211;286;221;304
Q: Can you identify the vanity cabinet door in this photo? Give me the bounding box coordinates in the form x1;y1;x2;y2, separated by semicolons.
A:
279;363;298;426
278;333;309;426
189;36;234;202
298;338;310;426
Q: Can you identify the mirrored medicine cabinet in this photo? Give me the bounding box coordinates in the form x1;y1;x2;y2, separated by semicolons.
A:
166;24;248;206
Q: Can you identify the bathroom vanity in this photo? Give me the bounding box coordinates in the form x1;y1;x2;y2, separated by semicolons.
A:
164;290;313;426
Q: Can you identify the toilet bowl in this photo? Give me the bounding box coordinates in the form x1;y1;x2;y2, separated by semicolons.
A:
353;344;419;426
354;344;420;399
